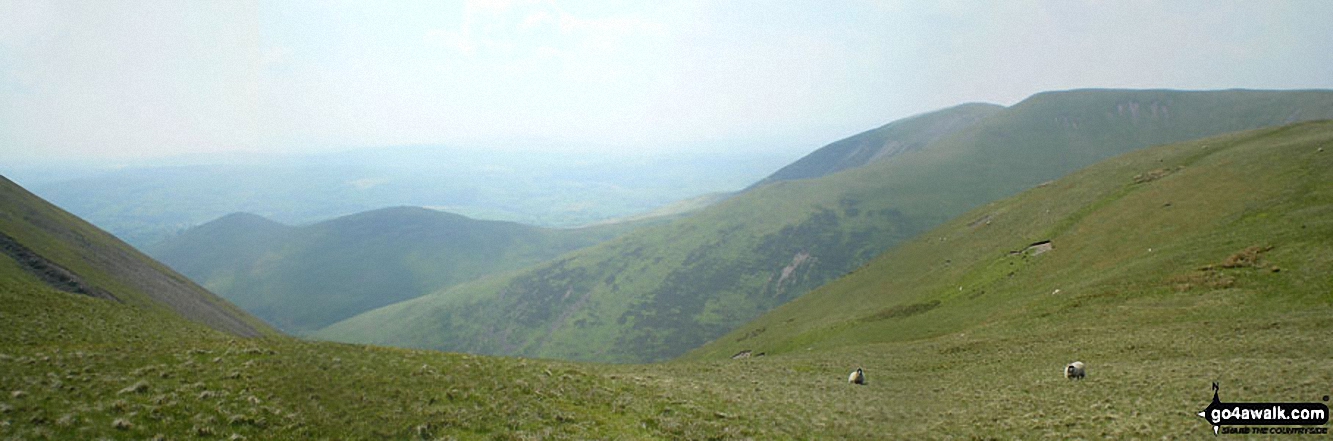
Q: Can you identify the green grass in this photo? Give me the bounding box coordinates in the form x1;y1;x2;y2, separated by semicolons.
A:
0;271;725;439
4;262;1329;438
320;89;1333;363
4;122;1333;439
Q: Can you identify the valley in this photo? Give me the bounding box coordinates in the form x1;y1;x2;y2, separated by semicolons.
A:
3;120;1331;438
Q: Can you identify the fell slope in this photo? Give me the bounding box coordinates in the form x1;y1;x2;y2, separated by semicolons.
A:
322;89;1333;363
0;176;272;337
150;207;641;334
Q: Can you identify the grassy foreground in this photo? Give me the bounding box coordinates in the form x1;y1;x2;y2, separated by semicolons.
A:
4;269;1327;439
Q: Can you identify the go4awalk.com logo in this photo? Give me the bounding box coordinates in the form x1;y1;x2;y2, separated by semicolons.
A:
1198;382;1330;435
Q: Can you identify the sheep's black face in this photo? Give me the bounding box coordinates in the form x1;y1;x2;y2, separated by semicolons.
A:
1066;366;1074;376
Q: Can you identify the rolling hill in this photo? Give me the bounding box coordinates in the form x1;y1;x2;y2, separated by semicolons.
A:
318;89;1333;363
149;207;646;334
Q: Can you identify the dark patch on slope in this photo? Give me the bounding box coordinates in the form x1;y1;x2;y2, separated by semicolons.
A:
0;231;119;301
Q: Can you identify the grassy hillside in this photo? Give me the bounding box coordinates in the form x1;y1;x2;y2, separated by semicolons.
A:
320;89;1333;363
672;120;1333;437
5;122;1329;439
0;176;273;338
691;118;1333;357
149;207;644;334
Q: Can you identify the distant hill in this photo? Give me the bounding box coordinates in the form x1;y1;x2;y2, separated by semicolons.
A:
687;120;1333;359
149;207;644;334
0;175;272;337
746;102;1004;188
318;89;1333;363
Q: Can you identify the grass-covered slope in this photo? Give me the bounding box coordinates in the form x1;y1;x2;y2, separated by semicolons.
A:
0;176;272;338
149;207;641;334
320;89;1333;363
662;121;1333;438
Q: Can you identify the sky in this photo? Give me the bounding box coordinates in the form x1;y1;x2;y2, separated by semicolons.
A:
1;0;1331;163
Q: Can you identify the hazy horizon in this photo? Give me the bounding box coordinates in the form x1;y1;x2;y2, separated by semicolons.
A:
3;0;1332;163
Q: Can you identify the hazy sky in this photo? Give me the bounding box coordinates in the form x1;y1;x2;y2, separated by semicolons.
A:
2;0;1331;162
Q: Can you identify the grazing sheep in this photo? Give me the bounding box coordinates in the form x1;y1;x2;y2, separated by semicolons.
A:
1065;361;1086;380
848;368;866;385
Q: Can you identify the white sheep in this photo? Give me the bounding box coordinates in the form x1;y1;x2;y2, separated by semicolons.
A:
848;368;866;385
1065;361;1086;380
